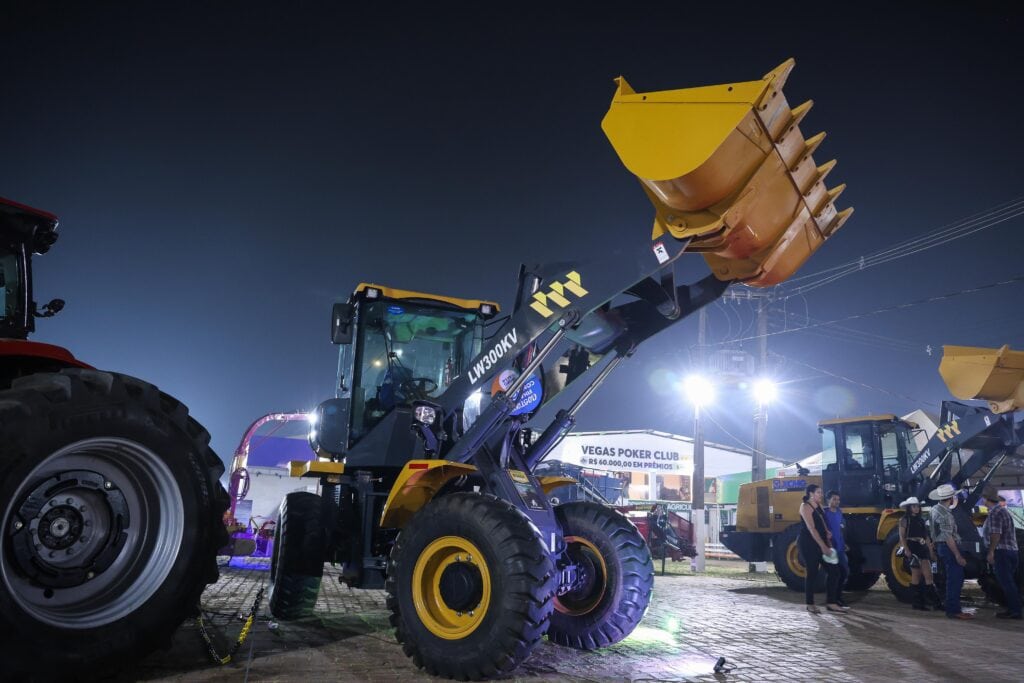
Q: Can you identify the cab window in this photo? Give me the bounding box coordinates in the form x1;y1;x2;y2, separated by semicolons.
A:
842;424;875;470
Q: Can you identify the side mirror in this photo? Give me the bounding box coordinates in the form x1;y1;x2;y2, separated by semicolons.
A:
33;298;65;318
331;303;354;344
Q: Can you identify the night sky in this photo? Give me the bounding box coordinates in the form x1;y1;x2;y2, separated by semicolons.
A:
4;3;1023;468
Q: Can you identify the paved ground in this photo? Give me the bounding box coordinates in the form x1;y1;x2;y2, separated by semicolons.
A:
133;558;1023;682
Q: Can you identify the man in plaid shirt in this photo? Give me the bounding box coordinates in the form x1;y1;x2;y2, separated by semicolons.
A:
929;483;972;619
983;488;1021;619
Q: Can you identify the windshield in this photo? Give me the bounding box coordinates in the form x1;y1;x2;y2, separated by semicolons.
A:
352;300;484;439
0;243;23;326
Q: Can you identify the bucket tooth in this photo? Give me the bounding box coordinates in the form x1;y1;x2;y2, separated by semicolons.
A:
826;183;847;204
816;159;837;184
804;132;826;156
789;100;814;128
614;75;636;96
824;207;854;237
761;59;796;90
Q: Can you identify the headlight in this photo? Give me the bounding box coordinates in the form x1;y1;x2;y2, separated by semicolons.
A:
414;404;437;425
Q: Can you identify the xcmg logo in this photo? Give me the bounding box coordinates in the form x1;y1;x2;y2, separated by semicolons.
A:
529;272;588;318
935;420;961;443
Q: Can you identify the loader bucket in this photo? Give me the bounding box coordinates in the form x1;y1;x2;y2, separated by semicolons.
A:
601;60;852;286
939;345;1024;414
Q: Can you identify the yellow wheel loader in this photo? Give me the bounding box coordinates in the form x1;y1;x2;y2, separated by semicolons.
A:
269;61;852;680
722;345;1024;605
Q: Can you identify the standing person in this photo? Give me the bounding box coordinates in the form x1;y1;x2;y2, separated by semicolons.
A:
983;488;1021;619
898;496;942;611
823;490;851;608
928;483;973;620
798;484;845;614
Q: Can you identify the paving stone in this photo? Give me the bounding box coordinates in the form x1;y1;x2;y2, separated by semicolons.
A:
131;559;1023;682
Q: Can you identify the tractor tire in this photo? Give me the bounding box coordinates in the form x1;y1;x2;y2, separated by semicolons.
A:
772;524;825;593
0;369;229;680
386;493;556;680
882;528;917;603
844;570;881;591
978;529;1024;608
547;502;653;650
268;492;325;620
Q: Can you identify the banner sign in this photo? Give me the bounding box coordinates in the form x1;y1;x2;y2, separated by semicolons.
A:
552;432;693;475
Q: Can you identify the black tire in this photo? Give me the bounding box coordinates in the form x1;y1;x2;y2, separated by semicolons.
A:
772;524;825;593
0;369;228;680
547;502;653;650
844;570;881;591
386;493;556;680
978;529;1024;608
882;528;917;603
268;492;325;620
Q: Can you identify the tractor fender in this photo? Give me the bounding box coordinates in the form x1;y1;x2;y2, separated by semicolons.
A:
378;460;576;529
0;339;90;367
876;508;905;541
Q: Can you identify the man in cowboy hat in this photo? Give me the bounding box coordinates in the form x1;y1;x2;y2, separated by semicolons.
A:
982;487;1021;619
928;483;973;619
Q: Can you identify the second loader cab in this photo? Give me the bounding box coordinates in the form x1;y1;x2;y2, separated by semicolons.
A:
819;415;918;508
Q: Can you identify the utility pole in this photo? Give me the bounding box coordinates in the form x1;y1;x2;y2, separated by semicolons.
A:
692;307;707;572
750;299;769;573
752;300;768;482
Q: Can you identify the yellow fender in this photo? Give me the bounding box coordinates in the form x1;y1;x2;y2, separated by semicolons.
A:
379;460;577;529
876;508;905;541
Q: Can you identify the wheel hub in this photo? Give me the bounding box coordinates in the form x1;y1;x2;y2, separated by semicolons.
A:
10;469;129;588
438;561;483;613
39;506;83;549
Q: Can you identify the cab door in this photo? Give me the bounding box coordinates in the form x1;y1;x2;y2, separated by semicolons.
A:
836;423;881;506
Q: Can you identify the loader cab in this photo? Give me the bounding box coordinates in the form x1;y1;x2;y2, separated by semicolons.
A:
818;415;918;508
331;283;498;449
0;198;59;340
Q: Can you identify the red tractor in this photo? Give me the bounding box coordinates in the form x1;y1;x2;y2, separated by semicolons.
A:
0;197;229;678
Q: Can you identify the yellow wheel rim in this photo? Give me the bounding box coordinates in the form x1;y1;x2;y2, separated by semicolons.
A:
787;541;807;579
891;545;913;587
412;536;491;640
554;536;608;616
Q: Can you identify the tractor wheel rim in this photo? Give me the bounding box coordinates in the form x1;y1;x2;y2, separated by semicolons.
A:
787;541;807;578
412;536;491;640
891;545;913;587
554;536;608;616
1;437;185;629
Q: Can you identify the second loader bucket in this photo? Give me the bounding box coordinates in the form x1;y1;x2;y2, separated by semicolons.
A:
939;345;1024;414
602;60;852;286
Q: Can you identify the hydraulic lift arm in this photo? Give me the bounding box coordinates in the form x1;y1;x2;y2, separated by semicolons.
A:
905;345;1024;503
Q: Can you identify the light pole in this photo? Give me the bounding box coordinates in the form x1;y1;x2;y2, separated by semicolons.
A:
751;377;777;482
683;374;714;572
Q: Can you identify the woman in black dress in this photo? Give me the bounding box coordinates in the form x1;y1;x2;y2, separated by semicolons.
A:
798;483;845;613
898;496;942;610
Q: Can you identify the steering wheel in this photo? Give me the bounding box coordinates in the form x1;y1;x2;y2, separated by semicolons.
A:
400;377;439;398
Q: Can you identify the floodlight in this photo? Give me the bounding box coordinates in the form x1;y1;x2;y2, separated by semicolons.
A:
683;374;715;406
753;378;778;405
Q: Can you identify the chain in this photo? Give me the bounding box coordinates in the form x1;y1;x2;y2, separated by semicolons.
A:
196;586;264;665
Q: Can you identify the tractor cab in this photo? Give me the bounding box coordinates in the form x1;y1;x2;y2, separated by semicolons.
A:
0;197;59;340
818;415;920;508
328;283;499;451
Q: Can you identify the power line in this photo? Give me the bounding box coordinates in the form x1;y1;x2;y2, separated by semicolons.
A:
708;273;1024;347
774;352;940;409
779;196;1024;296
703;411;782;462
